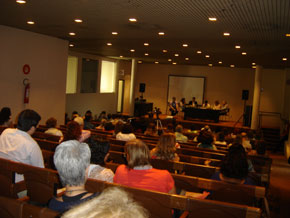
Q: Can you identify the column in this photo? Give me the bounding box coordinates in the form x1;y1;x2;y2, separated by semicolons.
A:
129;58;137;116
251;65;262;130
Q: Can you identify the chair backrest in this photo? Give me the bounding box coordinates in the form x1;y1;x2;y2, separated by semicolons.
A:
0;196;59;218
85;179;261;218
32;131;60;142
0;158;26;198
35;138;59;151
41;150;56;169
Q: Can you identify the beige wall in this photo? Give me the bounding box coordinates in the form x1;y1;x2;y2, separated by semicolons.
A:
65;52;119;118
0;25;68;125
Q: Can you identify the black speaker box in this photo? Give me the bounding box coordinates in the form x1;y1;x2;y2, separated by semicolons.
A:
243;105;252;127
139;83;146;93
242;90;249;100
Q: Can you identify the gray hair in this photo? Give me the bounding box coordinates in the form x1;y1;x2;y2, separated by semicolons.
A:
62;187;149;218
54;140;91;186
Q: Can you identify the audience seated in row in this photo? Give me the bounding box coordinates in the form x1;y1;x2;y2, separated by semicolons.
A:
197;130;217;150
44;117;63;137
48;140;98;213
0;107;13;127
116;123;136;141
114;139;176;194
150;133;180;161
62;187;148;218
174;124;188;143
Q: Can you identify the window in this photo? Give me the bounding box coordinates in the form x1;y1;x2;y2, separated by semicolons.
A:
66;56;78;94
80;58;99;93
100;60;116;93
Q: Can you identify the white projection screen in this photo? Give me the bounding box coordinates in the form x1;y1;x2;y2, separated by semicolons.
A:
167;75;205;105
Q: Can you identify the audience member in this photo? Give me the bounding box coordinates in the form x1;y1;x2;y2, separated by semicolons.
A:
63;121;82;142
0;107;13;127
84;110;95;130
97;111;107;121
104;121;115;132
48;140;99;213
71;111;79;120
74;116;91;142
175;125;188;143
114;139;175;194
89;139;114;183
114;121;124;136
62;187;148;218
197;130;217;150
214;132;227;146
144;122;158;136
96;119;106;130
116;123;136;141
211;143;255;185
241;132;252;151
150;133;179;161
165;123;175;133
44;117;63;137
0;109;44;183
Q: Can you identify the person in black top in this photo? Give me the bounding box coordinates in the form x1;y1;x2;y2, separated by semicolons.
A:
48;140;99;213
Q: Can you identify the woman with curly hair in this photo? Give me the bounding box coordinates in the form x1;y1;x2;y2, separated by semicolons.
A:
150;133;179;161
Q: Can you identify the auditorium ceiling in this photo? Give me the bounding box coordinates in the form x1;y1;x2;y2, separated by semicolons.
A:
1;0;290;69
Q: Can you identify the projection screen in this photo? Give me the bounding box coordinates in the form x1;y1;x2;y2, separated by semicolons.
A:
167;75;205;105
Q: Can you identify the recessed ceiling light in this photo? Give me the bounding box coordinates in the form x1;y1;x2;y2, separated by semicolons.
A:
144;53;149;56
129;18;137;22
185;58;189;60
138;60;142;63
197;51;202;54
218;61;222;64
158;32;165;36
172;62;177;65
27;21;35;25
230;65;235;68
182;44;188;47
69;44;74;47
235;45;241;49
162;49;168;53
205;55;210;58
282;57;288;61
107;43;112;46
130;49;135;52
69;32;76;36
223;32;230;36
120;55;123;58
285;33;290;37
144;43;149;46
174;54;179;57
168;59;172;62
242;52;247;55
208;17;217;21
208;64;213;67
74;19;83;23
112;32;118;35
252;62;256;65
252;66;256;69
16;0;26;4
155;61;159;64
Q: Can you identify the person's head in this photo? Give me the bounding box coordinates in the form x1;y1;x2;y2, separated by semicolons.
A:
192;97;196;101
125;139;150;169
74;116;84;128
222;100;227;105
45;117;57;128
166;123;174;133
0;107;11;125
175;124;183;133
54;140;91;187
104;122;114;131
90;138;110;165
172;97;176;101
197;130;214;145
146;123;156;132
156;133;176;160
72;111;79;119
114;121;124;134
122;123;133;134
62;187;148;218
17;109;41;133
84;110;92;121
220;143;249;180
233;134;243;144
216;132;225;142
181;98;185;103
214;100;219;105
64;121;82;141
204;100;208;104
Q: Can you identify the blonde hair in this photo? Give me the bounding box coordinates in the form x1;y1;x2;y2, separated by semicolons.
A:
155;133;176;160
62;187;148;218
125;139;150;169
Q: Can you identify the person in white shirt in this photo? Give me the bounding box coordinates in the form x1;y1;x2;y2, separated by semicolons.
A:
44;117;63;137
202;100;211;109
0;109;44;182
212;100;221;110
116;123;136;141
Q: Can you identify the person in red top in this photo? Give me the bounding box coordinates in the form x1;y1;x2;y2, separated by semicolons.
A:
113;139;175;194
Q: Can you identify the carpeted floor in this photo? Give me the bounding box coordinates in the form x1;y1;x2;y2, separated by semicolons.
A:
268;153;290;218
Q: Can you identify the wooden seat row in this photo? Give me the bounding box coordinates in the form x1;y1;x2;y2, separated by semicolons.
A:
0;157;263;218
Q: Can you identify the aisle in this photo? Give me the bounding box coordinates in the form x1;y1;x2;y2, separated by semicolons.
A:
268;154;290;218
